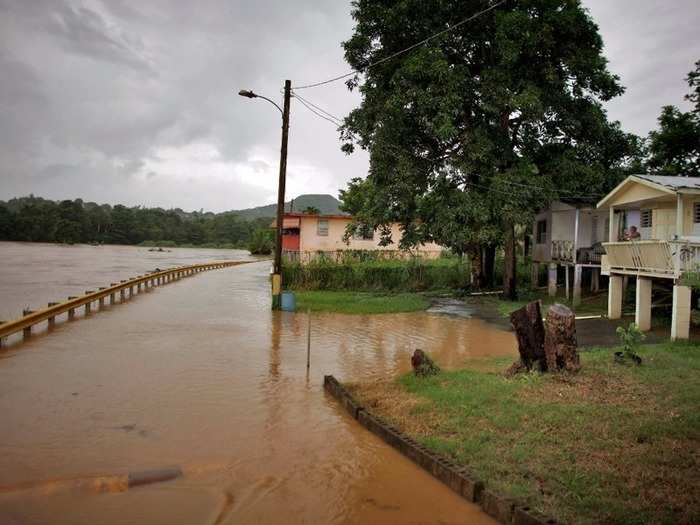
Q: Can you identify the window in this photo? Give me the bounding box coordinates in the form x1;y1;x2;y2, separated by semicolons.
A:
536;220;547;244
352;224;374;241
640;209;653;228
694;203;700;224
317;219;329;236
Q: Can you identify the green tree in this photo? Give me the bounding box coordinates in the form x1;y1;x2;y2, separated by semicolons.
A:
302;206;320;215
248;228;274;255
339;0;630;297
647;61;700;176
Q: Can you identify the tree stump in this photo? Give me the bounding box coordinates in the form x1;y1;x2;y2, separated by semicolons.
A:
509;301;546;372
411;349;440;377
543;303;581;373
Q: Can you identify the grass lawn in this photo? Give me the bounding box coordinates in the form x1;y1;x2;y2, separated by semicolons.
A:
488;291;609;318
293;290;431;314
347;342;700;524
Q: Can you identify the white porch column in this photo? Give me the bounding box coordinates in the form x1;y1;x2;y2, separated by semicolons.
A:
565;265;570;300
671;284;692;340
635;277;652;331
590;267;600;292
548;263;557;297
573;264;582;307
608;275;623;320
609;207;615;242
676;193;684;238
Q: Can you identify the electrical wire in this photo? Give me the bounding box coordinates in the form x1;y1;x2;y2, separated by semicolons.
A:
293;0;507;90
293;94;343;127
292;91;344;123
473;173;604;198
292;93;602;202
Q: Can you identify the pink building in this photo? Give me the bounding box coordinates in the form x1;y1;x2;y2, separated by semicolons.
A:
274;212;442;262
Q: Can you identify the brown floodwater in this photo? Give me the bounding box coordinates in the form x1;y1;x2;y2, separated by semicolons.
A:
0;242;517;524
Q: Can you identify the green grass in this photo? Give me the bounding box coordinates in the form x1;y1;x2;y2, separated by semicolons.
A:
350;342;700;524
488;290;609;318
294;291;431;314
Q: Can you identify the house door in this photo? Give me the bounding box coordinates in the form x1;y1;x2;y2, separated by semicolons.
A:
653;208;676;240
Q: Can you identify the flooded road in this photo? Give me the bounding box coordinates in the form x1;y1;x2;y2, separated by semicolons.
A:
0;241;257;321
0;244;517;524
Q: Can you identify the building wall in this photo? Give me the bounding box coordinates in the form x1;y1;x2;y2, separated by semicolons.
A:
297;216;442;255
533;204;608;263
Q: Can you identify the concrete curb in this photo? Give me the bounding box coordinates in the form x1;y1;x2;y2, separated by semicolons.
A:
323;375;558;525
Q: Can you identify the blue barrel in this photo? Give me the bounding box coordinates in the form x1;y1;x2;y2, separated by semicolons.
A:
280;291;296;312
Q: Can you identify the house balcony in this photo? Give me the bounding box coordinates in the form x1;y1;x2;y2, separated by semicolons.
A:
550;240;604;265
601;240;700;279
551;240;574;262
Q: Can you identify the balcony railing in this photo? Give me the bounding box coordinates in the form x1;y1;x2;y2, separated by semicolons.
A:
602;240;700;278
551;240;574;262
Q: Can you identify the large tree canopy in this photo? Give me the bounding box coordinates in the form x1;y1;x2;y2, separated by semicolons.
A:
338;0;637;294
646;60;700;176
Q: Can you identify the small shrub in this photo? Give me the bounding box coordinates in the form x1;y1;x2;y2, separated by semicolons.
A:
615;323;645;365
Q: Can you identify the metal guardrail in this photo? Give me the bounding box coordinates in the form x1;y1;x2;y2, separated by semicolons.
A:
0;260;260;345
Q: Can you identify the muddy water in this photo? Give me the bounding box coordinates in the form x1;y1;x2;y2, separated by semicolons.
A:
0;241;257;321
0;245;517;524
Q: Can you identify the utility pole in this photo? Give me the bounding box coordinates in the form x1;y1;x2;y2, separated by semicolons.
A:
271;80;291;310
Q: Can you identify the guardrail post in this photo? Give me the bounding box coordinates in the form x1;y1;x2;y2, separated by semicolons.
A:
68;296;77;320
120;288;126;301
84;292;94;314
98;288;106;308
130;285;134;297
22;309;34;339
48;302;59;327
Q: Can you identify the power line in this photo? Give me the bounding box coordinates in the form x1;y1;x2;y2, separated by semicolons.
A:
293;0;507;90
293;94;343;127
291;94;602;201
292;91;344;123
474;173;604;198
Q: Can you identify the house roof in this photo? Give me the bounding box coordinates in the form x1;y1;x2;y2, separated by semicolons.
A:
597;174;700;209
634;174;700;190
270;212;351;228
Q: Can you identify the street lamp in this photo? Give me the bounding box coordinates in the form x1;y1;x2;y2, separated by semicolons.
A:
238;80;291;310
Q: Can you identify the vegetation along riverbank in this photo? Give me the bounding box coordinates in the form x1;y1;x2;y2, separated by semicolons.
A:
347;342;700;524
282;256;471;293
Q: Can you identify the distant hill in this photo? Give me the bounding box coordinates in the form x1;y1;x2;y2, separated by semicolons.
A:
231;194;345;220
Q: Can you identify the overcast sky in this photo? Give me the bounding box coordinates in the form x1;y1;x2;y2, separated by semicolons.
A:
0;1;698;212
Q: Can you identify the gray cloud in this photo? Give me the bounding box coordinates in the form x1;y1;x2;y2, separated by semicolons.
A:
0;0;697;212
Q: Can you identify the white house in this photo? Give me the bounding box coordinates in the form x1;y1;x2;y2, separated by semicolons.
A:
532;200;608;305
597;174;700;340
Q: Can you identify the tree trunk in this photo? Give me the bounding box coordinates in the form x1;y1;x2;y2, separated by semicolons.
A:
503;223;517;300
543;303;581;372
523;233;531;258
483;244;496;289
509;301;546;371
468;245;483;290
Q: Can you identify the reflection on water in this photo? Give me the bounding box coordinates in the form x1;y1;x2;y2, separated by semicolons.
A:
0;246;515;524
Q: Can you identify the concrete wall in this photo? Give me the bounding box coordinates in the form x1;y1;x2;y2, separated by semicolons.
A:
298;216;442;254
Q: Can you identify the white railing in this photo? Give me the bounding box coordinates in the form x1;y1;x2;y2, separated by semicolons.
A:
551;240;574;262
602;240;700;278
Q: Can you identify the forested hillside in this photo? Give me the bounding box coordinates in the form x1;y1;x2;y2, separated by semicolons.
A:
0;196;272;248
